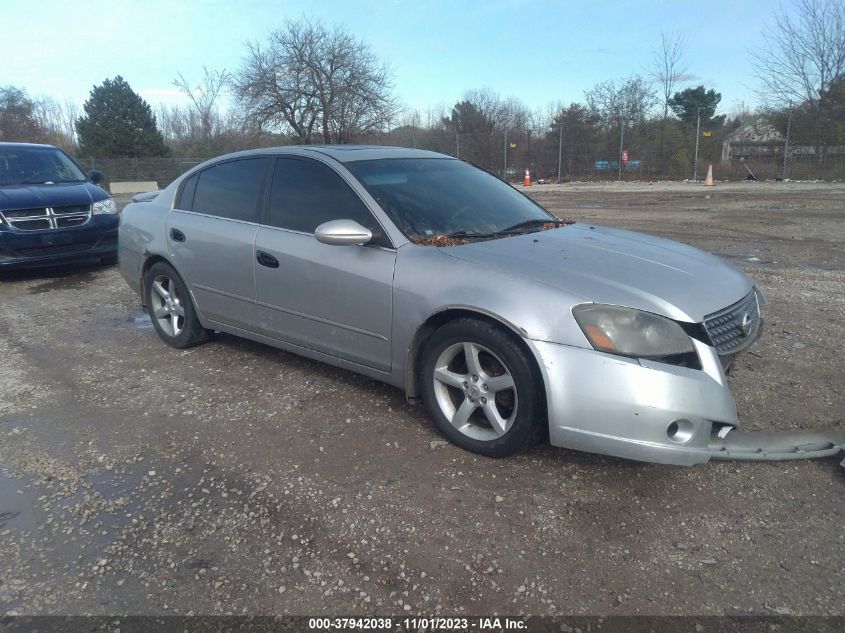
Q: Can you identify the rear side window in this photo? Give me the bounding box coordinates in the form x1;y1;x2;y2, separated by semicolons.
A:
175;173;198;210
192;158;269;222
268;157;386;245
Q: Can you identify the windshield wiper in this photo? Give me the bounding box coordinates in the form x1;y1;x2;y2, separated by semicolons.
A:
445;219;566;241
500;218;565;233
445;230;494;239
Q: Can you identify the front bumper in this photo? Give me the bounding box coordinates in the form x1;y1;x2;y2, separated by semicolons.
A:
529;337;844;465
0;215;118;269
529;337;736;465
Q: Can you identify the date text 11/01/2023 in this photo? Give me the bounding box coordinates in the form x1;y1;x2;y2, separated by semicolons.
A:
307;617;528;630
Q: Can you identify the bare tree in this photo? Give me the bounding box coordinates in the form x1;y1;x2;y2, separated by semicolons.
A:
233;18;397;144
586;75;656;127
32;95;78;149
0;86;45;142
752;0;845;107
173;67;231;150
752;0;845;163
650;30;688;119
586;76;656;178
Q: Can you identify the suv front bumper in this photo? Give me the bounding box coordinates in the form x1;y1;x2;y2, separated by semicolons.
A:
0;215;118;269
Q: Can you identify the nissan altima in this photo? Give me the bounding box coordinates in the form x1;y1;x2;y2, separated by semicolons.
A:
118;146;842;465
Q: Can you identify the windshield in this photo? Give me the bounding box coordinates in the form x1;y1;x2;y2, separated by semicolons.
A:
346;158;556;241
0;147;88;186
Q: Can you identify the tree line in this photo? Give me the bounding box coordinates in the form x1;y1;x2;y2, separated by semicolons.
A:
1;0;843;180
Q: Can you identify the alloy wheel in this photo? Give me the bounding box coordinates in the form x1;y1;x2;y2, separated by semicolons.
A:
432;342;518;441
150;274;185;337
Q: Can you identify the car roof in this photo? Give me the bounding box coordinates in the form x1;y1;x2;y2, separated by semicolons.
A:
0;142;59;149
230;145;452;164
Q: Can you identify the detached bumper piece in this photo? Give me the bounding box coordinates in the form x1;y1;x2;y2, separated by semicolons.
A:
709;428;845;462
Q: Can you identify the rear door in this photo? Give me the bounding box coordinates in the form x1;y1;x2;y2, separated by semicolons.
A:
254;156;395;372
167;157;270;330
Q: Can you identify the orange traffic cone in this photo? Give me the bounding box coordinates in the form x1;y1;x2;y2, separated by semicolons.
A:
523;169;532;186
704;164;714;186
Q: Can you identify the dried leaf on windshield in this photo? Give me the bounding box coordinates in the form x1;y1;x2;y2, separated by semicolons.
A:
543;219;576;230
410;235;470;246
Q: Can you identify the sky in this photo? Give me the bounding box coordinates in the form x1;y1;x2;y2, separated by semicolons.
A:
2;0;794;117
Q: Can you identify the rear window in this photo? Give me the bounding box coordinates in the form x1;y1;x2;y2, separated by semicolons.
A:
175;173;198;210
192;158;268;222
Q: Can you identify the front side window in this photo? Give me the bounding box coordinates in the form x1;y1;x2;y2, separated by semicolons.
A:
267;157;386;245
0;147;87;186
346;158;556;241
192;158;268;222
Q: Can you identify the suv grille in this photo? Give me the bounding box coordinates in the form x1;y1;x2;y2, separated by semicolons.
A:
703;291;761;355
1;205;92;231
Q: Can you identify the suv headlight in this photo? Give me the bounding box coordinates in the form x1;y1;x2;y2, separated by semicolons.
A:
93;198;117;215
573;304;697;365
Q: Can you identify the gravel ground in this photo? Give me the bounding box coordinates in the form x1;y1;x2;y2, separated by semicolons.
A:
0;181;843;616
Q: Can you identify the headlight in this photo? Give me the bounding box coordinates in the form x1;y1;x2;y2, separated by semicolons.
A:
92;198;117;215
573;304;696;362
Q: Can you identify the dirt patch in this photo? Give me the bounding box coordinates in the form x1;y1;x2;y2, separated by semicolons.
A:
0;181;842;616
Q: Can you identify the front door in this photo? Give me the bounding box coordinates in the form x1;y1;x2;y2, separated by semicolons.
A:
254;156;395;372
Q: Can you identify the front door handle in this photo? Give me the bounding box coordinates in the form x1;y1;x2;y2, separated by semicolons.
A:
170;228;186;242
256;250;280;268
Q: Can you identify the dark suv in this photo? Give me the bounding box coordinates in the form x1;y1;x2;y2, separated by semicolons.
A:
0;142;118;269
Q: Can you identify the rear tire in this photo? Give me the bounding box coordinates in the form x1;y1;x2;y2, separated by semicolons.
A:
419;318;545;457
144;261;209;349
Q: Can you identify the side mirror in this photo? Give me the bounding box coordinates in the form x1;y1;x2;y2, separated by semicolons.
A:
89;170;103;184
314;219;372;246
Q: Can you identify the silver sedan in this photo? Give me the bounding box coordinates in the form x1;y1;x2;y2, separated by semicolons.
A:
118;146;843;465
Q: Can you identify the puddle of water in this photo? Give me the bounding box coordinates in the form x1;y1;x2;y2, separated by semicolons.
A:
27;272;95;295
114;310;154;331
0;468;38;532
579;203;603;209
717;247;761;258
797;261;845;271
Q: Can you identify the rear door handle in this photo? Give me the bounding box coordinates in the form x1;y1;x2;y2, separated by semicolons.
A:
170;228;186;242
256;250;279;268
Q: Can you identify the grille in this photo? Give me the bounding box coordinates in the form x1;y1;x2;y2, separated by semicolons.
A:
1;204;91;231
704;291;761;355
8;241;97;257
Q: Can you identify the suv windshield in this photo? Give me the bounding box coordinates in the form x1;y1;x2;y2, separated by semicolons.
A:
346;158;556;241
0;146;88;186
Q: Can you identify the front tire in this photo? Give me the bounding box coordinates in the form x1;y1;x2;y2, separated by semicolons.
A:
419;318;545;457
144;261;209;349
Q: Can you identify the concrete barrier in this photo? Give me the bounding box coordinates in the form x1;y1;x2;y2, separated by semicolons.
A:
109;181;159;195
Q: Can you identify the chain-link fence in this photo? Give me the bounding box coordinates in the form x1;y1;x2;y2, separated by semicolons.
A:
81;157;203;189
79;129;845;191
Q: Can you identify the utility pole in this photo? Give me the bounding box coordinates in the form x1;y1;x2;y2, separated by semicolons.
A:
781;107;792;181
503;129;508;181
617;118;625;181
693;108;701;181
557;117;563;182
526;130;532;175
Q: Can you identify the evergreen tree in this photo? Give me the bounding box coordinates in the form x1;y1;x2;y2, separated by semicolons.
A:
76;76;169;157
668;86;726;127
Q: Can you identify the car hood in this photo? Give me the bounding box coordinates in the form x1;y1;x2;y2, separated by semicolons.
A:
0;182;107;210
440;222;753;322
